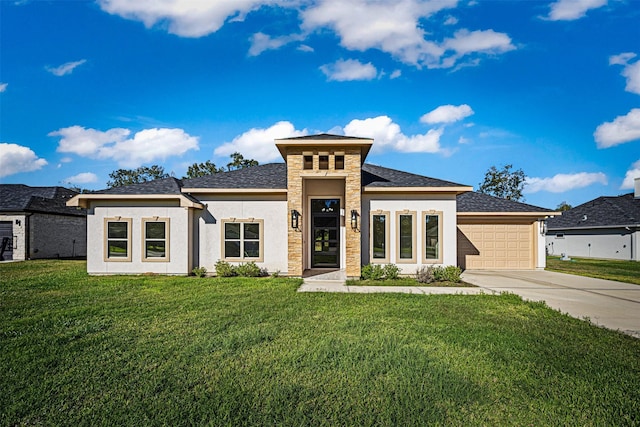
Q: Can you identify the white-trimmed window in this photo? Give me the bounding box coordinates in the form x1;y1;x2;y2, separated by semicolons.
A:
396;211;416;263
104;217;132;262
222;219;264;262
142;218;170;262
423;211;443;264
370;210;389;263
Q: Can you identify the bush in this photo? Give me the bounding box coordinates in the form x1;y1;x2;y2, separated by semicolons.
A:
361;264;385;280
416;266;435;283
234;262;263;277
215;260;236;277
440;266;462;283
192;266;207;278
383;264;400;280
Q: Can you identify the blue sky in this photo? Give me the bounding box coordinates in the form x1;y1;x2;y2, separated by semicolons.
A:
1;0;639;209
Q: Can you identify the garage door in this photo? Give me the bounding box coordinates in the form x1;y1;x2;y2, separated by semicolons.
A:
457;223;533;269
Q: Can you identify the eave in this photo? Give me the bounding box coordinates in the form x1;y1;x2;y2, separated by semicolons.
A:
458;211;561;218
66;194;204;209
364;186;473;194
181;188;287;194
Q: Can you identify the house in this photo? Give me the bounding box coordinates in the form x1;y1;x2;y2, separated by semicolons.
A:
545;178;640;261
67;134;556;277
0;185;87;261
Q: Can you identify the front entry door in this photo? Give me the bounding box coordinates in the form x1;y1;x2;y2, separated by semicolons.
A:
311;199;340;268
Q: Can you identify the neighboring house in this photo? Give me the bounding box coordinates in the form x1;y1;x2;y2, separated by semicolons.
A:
0;185;87;261
68;134;555;277
545;178;640;261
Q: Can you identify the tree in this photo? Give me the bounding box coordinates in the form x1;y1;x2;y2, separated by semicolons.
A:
107;165;169;188
478;164;526;201
556;201;572;211
183;160;224;179
227;152;258;171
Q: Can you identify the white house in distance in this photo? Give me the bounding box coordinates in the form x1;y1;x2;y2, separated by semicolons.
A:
546;178;640;262
68;134;557;277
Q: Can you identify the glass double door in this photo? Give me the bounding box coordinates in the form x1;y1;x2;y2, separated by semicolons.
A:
311;199;340;268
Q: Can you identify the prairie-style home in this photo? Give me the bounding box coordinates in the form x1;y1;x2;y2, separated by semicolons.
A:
68;134;556;277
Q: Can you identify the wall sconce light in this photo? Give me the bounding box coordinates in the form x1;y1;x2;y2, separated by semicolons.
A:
15;219;21;226
350;210;358;230
291;209;300;230
540;220;547;235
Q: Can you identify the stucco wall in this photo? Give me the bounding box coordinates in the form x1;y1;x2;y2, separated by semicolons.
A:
29;213;86;259
87;203;191;274
195;195;288;274
361;194;458;274
546;228;638;261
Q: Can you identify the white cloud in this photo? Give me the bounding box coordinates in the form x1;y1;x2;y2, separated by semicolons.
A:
344;115;443;153
249;32;304;56
97;0;270;38
609;52;640;95
320;59;378;81
390;69;402;79
0;143;48;178
0;82;7;92
594;108;640;148
420;104;474;124
440;29;515;67
546;0;607;21
64;172;98;185
50;126;199;167
525;172;607;193
444;16;458;25
621;160;640;189
297;44;314;53
45;59;87;76
458;136;471;144
214;121;308;162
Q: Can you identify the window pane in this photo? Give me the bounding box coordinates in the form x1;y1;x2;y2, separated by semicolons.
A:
244;241;260;258
372;214;386;259
335;155;344;170
146;222;165;239
319;155;329;170
244;223;260;240
108;222;128;239
108;240;128;257
311;199;340;213
225;223;240;239
225;241;241;258
399;215;413;259
425;215;439;260
146;241;166;258
303;155;313;170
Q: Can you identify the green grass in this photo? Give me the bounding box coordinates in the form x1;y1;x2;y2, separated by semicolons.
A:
2;260;640;426
546;256;640;285
347;278;475;287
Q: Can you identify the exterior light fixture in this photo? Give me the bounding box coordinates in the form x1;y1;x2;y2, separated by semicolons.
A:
291;210;300;230
540;220;547;235
350;210;358;230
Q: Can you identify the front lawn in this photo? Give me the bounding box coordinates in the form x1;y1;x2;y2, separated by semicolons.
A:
1;260;639;426
546;256;640;285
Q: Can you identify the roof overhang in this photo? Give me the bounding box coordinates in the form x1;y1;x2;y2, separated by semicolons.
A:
275;137;373;163
364;186;473;194
67;194;204;209
181;188;287;194
458;211;561;217
547;224;640;231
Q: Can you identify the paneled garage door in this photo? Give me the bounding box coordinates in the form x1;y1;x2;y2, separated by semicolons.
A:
457;223;533;270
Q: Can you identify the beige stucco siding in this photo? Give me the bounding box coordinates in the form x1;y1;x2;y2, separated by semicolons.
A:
361;194;458;274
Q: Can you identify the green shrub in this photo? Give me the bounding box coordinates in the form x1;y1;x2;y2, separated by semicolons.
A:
235;262;263;277
416;266;435;283
440;266;462;283
215;260;236;277
361;264;385;280
383;263;400;280
191;266;207;278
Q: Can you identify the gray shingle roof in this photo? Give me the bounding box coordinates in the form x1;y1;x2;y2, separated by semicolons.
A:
457;191;554;213
362;164;467;188
93;177;185;195
547;193;639;229
182;163;288;189
280;133;370;141
0;184;85;216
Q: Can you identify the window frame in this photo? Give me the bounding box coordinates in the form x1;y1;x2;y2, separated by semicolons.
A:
422;211;443;264
221;219;264;262
318;154;329;170
104;217;132;262
370;210;390;263
395;211;417;264
142;217;170;262
334;155;345;170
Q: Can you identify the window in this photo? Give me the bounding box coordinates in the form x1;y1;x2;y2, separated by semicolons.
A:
423;212;442;263
142;218;169;261
303;155;313;170
319;155;329;170
555;233;564;239
335;155;345;170
104;218;132;262
396;211;416;263
222;219;264;262
370;211;389;263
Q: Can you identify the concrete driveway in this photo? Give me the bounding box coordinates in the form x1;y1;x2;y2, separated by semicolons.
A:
461;270;640;339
